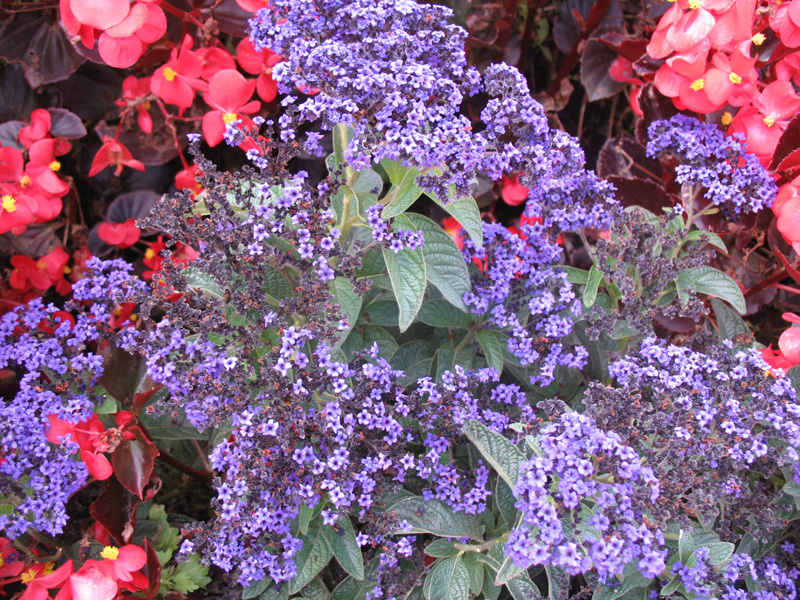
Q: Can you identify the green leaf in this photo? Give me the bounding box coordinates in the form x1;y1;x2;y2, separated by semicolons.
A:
183;268;224;300
463;420;525;489
678;529;694;564
405;213;471;311
424;539;461;558
260;585;289;600
329;277;363;349
423;556;470;600
391;341;434;386
417;299;472;329
461;552;484;595
300;578;330;600
261;265;292;301
341;325;399;361
289;524;333;594
482;569;502;600
243;578;271;599
545;564;569;600
562;266;590;285
381;161;423;219
506;571;542;600
710;298;750;340
435;344;473;381
383;242;426;332
163;553;211;595
358;300;399;327
389;497;484;540
330;563;378;600
659;578;681;596
476;329;504;375
431;195;483;247
676;266;746;314
686;229;727;253
583;264;603;308
703;542;735;565
322;516;365;580
493;555;524;586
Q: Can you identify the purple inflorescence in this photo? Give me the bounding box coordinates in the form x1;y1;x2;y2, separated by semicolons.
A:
0;258;145;538
507;411;665;581
461;221;587;386
646;114;777;216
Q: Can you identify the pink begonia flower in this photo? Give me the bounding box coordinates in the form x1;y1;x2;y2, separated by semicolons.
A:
702;49;757;107
202;69;261;146
771;1;800;48
729;80;800;165
66;0;129;31
68;565;118;600
97;2;167;68
151;35;209;110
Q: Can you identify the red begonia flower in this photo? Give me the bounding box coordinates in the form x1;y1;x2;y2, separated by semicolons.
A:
18;109;52;149
151;35;208;109
97;218;141;248
26;139;70;197
93;545;147;585
500;173;529;206
18;561;73;600
46;413;114;480
202;69;261;146
0;192;36;235
236;37;281;102
0;538;24;578
0;146;24;182
197;47;237;81
97;3;166;68
89;137;145;177
59;0;95;49
771;1;800;48
236;0;270;12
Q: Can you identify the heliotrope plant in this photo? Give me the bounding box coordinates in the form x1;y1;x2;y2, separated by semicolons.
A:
1;0;800;599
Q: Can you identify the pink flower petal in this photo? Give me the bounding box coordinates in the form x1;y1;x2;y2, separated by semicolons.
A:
69;0;129;30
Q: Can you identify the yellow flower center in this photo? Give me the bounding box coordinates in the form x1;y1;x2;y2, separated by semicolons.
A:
764;114;776;127
37;261;47;270
2;195;17;213
100;546;120;560
163;67;177;82
752;33;766;45
690;78;705;91
687;0;701;8
145;248;156;259
728;72;742;85
0;556;4;567
19;175;31;188
49;160;61;172
721;112;733;126
130;313;138;321
64;265;72;274
222;113;239;124
20;568;37;584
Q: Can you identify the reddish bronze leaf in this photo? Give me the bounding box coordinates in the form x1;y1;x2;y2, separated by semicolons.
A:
769;113;800;173
112;426;160;499
142;539;162;599
90;477;140;545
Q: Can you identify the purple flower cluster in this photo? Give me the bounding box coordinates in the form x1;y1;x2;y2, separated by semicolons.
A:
523;170;620;235
507;411;665;581
0;258;145;537
461;221;587;385
365;205;425;253
669;550;797;600
248;0;483;199
591;336;800;535
646;114;777;216
178;341;519;585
